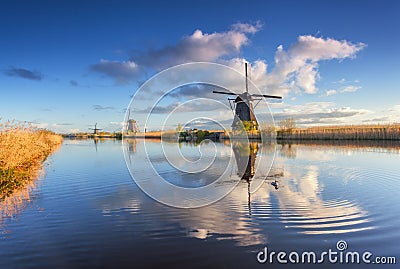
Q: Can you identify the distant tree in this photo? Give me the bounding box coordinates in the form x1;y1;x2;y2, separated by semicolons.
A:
176;123;183;132
279;118;296;133
260;123;276;139
196;130;210;140
260;123;276;134
197;130;205;139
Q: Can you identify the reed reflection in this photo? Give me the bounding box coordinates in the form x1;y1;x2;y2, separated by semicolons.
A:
278;140;400;155
0;179;39;231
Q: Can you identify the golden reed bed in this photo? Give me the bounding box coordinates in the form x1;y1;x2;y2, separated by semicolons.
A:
277;124;400;140
0;122;63;200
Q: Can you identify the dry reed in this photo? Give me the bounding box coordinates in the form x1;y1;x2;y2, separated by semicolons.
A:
0;121;63;199
277;124;400;140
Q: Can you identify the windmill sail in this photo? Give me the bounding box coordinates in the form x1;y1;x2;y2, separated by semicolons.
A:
212;90;237;95
213;61;282;131
89;123;102;135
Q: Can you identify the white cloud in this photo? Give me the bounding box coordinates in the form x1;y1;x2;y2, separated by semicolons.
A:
231;21;263;34
52;123;73;127
389;105;400;112
296;63;319;94
103;121;126;132
340;85;361;93
135;22;261;70
360;105;400;124
110;121;125;126
265;36;366;95
219;36;365;97
31;122;49;129
320;82;361;97
325;89;337;96
136;98;225;114
289;35;365;61
386;105;400;123
362;117;392;123
89;25;365;99
68;128;80;133
271;102;371;126
93;104;115;111
90;23;263;83
335;78;346;84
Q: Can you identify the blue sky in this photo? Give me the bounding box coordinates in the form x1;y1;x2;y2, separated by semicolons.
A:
1;0;399;132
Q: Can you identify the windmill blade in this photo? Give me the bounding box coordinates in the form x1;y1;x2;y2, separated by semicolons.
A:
213;90;237;96
251;94;282;99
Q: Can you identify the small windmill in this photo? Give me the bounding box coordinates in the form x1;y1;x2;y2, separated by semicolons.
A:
127;119;139;134
213;62;282;131
89;123;102;135
126;109;139;134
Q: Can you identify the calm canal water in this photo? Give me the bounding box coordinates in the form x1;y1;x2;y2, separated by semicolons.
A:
0;138;399;268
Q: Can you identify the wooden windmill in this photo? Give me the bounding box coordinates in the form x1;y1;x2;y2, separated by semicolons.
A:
127;119;139;134
213;62;282;131
126;109;139;134
89;123;102;135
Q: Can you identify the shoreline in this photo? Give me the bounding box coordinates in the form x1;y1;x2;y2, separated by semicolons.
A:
276;124;400;141
0;127;63;199
63;124;400;141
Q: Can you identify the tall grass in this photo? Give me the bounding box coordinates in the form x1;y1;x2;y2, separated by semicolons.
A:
277;124;400;140
0;121;63;199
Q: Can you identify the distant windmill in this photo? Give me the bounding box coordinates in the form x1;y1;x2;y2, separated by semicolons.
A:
213;62;282;131
89;123;102;135
127;119;139;134
126;109;139;134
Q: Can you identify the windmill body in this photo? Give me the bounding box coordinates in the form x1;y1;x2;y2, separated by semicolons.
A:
127;119;139;134
213;62;282;131
125;109;140;135
231;92;258;130
89;123;102;135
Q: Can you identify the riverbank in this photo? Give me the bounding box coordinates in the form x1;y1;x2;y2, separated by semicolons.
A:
0;123;63;199
63;124;400;141
277;124;400;140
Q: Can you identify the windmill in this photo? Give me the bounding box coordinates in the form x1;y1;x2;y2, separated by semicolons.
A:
89;123;102;135
127;119;139;134
126;109;139;134
213;62;282;131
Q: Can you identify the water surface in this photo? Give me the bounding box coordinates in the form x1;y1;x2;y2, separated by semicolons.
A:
0;139;399;268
